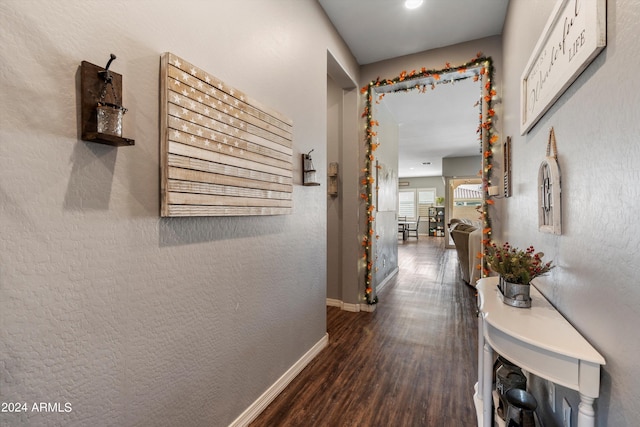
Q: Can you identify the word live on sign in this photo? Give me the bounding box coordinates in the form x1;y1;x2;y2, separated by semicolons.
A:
520;0;606;134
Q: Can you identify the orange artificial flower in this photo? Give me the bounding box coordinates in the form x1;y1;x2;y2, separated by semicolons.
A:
369;154;375;161
458;67;467;74
484;150;492;158
399;70;407;81
489;134;499;144
483;227;492;235
433;73;440;81
371;143;380;151
445;62;451;68
473;75;479;82
486;199;495;205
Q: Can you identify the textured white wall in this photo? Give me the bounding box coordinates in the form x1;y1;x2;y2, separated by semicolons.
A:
0;1;358;426
501;1;640;425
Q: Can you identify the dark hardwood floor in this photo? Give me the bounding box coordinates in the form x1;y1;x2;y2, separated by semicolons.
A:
250;237;479;427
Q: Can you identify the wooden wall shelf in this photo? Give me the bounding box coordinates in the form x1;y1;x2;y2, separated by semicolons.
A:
80;60;134;147
82;132;135;147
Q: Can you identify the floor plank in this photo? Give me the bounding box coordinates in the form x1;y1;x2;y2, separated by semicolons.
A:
250;237;479;426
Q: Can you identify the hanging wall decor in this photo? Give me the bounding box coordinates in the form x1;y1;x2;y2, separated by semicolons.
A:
503;136;512;197
538;127;562;234
520;0;606;134
80;54;134;146
159;53;293;217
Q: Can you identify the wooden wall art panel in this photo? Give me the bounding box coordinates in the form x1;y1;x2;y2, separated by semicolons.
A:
160;52;293;217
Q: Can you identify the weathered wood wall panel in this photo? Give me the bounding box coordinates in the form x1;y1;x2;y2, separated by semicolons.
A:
160;52;293;217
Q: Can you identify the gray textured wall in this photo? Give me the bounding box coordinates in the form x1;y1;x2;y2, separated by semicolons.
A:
327;75;343;301
501;0;640;425
0;1;358;426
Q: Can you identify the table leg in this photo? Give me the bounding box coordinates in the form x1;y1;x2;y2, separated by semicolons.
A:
483;343;493;427
577;394;596;427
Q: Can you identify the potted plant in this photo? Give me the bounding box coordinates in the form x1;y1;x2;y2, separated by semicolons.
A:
485;242;554;307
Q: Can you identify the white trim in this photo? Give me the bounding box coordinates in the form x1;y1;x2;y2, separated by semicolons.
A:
326;298;378;313
342;302;361;312
359;303;377;312
376;267;398;294
228;333;329;427
326;298;343;308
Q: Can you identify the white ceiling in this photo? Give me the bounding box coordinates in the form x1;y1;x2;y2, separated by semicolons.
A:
318;0;509;178
379;77;482;178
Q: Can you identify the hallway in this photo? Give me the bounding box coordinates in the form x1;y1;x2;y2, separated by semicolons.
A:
251;238;479;426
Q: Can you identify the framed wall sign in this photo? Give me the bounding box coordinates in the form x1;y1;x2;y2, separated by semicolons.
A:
520;0;606;135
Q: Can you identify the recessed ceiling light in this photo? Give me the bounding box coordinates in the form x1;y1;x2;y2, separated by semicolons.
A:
422;162;431;165
405;0;423;10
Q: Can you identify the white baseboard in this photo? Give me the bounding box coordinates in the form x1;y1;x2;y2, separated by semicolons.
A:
326;298;343;308
376;267;398;294
326;299;376;312
326;267;396;313
228;333;329;427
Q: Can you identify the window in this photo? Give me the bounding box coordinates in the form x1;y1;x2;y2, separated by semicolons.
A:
417;188;436;217
398;188;436;219
398;190;415;219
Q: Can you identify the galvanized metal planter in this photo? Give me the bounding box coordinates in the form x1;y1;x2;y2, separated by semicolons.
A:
498;276;532;308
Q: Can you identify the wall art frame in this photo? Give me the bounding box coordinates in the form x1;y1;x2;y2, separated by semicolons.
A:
159;52;293;217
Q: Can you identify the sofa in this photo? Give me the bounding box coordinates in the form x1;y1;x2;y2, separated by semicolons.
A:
449;219;482;286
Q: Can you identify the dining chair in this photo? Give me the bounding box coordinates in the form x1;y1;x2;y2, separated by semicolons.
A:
405;216;421;239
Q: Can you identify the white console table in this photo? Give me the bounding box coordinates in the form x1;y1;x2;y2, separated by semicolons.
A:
474;277;605;427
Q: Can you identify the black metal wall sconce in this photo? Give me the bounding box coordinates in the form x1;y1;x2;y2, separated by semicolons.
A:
302;150;320;186
80;54;134;146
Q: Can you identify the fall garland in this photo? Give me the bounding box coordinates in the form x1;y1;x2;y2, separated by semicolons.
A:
360;53;496;305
